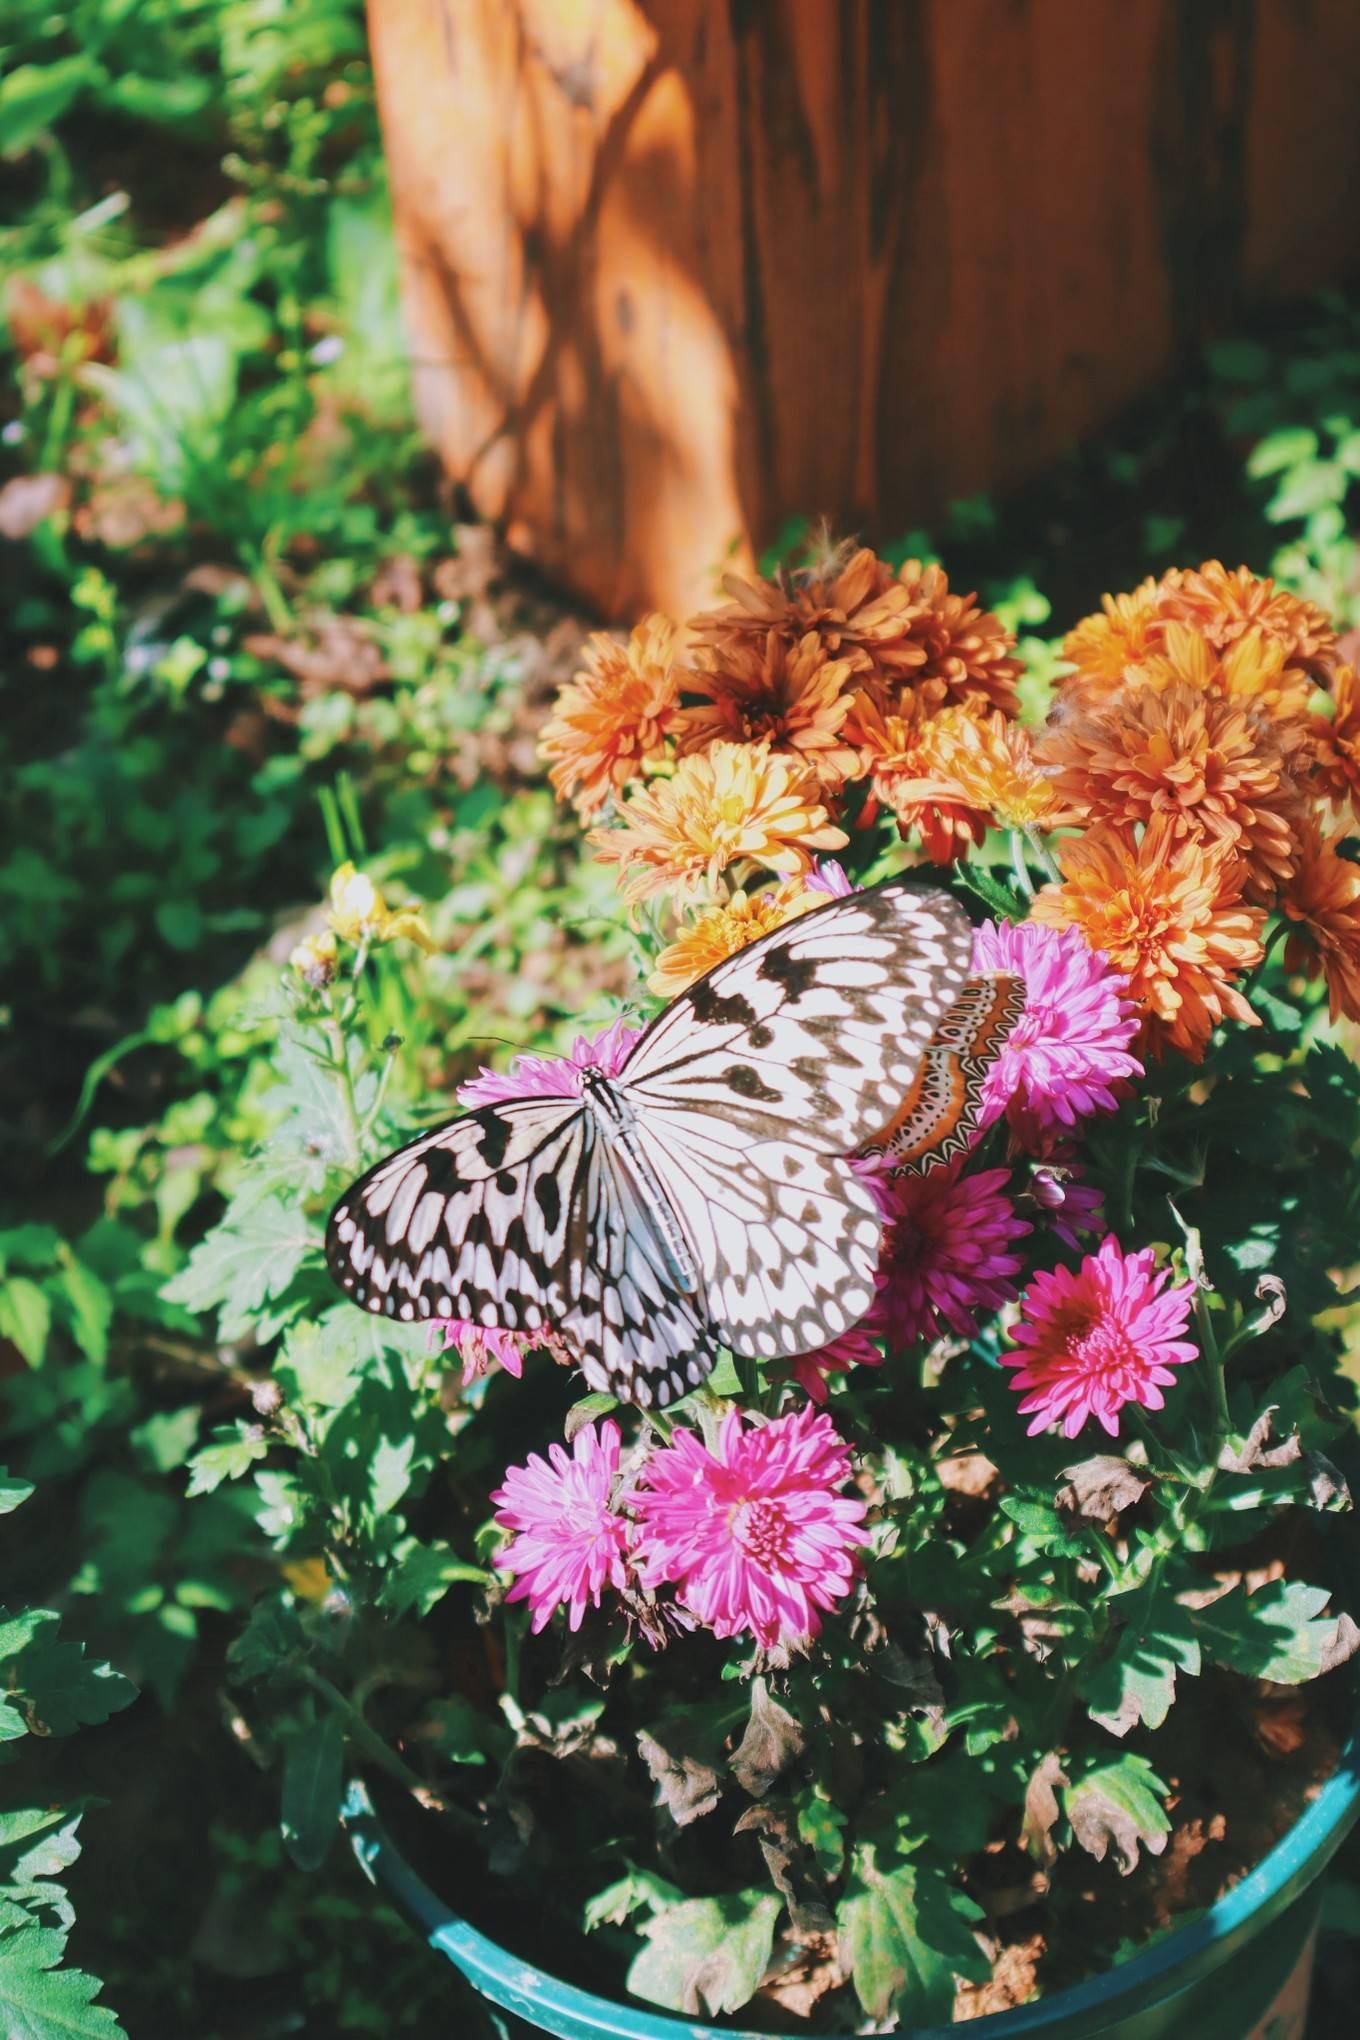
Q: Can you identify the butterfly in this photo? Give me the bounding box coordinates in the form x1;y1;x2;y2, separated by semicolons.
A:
326;880;1021;1407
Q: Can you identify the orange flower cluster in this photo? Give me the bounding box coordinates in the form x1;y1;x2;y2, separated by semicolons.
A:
1039;561;1360;1054
543;543;1028;909
541;544;1360;1055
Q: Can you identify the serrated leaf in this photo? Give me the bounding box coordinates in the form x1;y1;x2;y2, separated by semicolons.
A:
955;862;1027;923
0;1920;126;2038
837;1851;987;2025
161;1193;314;1341
582;1865;683;1932
0;1610;137;1738
1065;1755;1170;1874
280;1709;344;1871
637;1712;725;1828
1000;1495;1086;1558
1083;1602;1200;1735
1191;1581;1357;1683
185;1424;268;1497
626;1891;779;2017
379;1539;494;1620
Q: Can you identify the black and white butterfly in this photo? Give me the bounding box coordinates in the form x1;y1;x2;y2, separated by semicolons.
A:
326;881;976;1407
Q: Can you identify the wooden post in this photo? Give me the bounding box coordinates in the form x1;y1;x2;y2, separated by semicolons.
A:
369;0;1360;620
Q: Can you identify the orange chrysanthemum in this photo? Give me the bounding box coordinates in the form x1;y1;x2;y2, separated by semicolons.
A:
1038;682;1303;900
1062;578;1162;695
1158;560;1337;685
1131;621;1314;725
691;545;919;683
539;614;683;816
588;740;847;904
648;880;819;997
1308;664;1360;818
845;695;988;863
673;628;860;792
892;558;1023;717
1280;820;1360;1024
1031;815;1265;1061
905;707;1074;834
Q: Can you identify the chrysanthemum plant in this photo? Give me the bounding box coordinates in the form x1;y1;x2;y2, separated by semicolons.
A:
185;551;1360;2026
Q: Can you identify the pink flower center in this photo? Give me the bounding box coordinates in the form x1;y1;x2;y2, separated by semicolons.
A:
730;1496;792;1568
1065;1314;1137;1379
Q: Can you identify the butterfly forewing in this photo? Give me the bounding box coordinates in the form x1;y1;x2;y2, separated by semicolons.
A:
618;883;975;1152
326;1095;585;1328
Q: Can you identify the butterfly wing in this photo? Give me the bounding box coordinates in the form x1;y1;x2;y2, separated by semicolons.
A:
325;1096;586;1329
627;1110;881;1358
615;881;975;1359
620;881;975;1148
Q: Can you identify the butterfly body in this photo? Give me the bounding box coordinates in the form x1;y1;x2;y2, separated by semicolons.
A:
326;881;1016;1406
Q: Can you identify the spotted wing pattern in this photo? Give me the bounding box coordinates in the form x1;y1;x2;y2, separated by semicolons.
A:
326;882;979;1405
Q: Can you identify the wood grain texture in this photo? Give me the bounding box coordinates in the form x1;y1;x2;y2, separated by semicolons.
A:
368;0;1360;619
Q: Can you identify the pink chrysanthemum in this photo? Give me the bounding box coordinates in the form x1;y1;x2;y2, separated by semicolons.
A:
490;1420;634;1632
632;1406;866;1648
971;920;1142;1153
783;1322;884;1404
458;1016;641;1107
804;858;857;898
1003;1235;1198;1439
873;1158;1029;1349
427;1318;576;1385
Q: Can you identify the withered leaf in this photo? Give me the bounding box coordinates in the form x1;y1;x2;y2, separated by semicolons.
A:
1057;1455;1149;1521
729;1677;804;1799
638;1713;724;1827
1065;1755;1170;1876
733;1801;833;1934
1020;1751;1069;1868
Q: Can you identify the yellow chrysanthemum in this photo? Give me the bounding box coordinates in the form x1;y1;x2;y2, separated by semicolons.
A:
327;863;435;952
288;928;338;986
1280;819;1360;1024
539;614;683;816
1038;682;1303;900
905;707;1074;834
588;741;848;905
648;880;820;996
673;628;860;792
1031;815;1265;1061
1131;621;1313;724
1158;560;1337;684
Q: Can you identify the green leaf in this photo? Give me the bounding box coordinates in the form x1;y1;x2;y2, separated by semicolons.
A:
0;58;99;159
1065;1755;1170;1875
161;1192;314;1341
54;1259;112;1368
0;1920;125;2038
796;1793;847;1878
582;1865;683;1932
955;861;1027;923
0;1610;137;1738
0;1282;51;1368
185;1424;269;1497
1083;1601;1201;1735
0;1474;34;1517
379;1539;494;1620
1000;1496;1087;1559
1268;460;1347;522
1191;1582;1357;1683
1245;426;1319;477
626;1891;780;2017
837;1852;987;2025
280;1709;344;1871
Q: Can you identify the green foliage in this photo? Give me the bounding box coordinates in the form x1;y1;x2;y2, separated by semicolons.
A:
626;1891;781;2018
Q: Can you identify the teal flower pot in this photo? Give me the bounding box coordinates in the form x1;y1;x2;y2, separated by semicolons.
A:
344;1734;1359;2039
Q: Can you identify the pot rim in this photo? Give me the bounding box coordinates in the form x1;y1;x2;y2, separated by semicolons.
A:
344;1724;1360;2038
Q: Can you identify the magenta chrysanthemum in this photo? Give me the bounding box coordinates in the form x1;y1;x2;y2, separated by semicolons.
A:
632;1406;866;1648
874;1158;1029;1349
458;1016;641;1107
428;1317;576;1385
784;1323;884;1404
490;1420;634;1631
972;919;1142;1153
1003;1235;1198;1439
804;858;856;898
